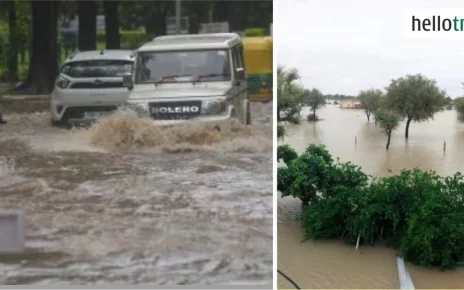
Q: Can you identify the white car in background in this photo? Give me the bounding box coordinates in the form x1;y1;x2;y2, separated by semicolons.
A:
50;50;135;127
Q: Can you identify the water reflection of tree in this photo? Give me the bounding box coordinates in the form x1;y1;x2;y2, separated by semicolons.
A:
449;127;464;176
310;122;321;145
357;123;382;147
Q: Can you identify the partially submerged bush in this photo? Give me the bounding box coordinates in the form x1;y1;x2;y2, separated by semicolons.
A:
277;123;285;140
278;144;464;270
306;113;318;121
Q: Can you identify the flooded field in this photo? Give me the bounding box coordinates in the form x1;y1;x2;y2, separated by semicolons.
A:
278;105;464;289
0;98;272;285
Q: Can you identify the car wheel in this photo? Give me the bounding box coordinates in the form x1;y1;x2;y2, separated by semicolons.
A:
51;118;69;128
51;119;61;127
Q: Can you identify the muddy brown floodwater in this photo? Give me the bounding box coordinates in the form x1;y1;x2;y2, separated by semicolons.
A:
0;98;272;286
278;105;464;289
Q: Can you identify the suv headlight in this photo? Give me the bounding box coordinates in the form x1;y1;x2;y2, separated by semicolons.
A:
124;103;150;116
55;76;70;89
201;99;228;115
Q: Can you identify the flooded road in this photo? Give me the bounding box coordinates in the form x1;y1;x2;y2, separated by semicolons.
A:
278;105;464;289
0;98;272;285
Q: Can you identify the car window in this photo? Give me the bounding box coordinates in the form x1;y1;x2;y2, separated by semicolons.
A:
61;60;133;78
232;45;246;81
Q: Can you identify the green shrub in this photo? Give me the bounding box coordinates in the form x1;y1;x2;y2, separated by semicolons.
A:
278;144;464;270
244;27;267;37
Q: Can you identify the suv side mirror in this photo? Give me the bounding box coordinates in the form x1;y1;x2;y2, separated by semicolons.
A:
236;67;245;80
122;74;133;89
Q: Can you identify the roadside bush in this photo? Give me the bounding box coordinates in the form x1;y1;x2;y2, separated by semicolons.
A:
244;27;267;36
278;143;464;269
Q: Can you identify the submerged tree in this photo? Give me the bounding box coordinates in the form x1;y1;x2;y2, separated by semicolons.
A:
385;74;446;139
277;66;305;123
358;89;382;122
305;88;326;121
454;97;464;122
375;110;401;150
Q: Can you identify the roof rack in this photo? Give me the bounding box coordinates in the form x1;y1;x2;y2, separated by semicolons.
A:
152;33;239;42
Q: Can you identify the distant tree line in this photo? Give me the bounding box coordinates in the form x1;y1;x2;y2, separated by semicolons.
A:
324;94;356;100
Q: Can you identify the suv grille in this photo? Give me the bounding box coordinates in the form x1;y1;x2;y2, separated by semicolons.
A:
149;101;202;120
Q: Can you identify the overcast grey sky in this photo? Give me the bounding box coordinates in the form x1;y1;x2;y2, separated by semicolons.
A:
276;1;464;97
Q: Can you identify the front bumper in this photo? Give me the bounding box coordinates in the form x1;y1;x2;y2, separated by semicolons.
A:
149;108;234;127
124;99;236;127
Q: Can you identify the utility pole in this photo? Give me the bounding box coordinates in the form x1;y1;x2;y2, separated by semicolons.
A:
175;0;181;34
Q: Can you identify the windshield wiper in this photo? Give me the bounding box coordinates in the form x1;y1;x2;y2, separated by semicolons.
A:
154;74;192;85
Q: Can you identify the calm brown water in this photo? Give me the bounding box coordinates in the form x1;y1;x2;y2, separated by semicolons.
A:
0;99;272;285
278;105;464;289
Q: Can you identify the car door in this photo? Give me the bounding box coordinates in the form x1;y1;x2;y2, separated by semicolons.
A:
231;44;248;122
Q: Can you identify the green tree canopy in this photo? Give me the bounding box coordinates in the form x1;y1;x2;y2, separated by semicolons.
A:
278;143;464;270
358;88;382;122
454;97;464;122
277;65;304;124
385;74;446;139
305;88;326;121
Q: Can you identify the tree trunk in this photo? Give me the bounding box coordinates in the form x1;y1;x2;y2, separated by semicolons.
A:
366;112;370;122
143;2;173;37
386;133;391;150
214;0;230;23
405;117;412;139
6;1;18;82
78;1;97;50
144;13;168;37
103;1;120;49
20;1;60;94
208;0;216;22
313;108;316;120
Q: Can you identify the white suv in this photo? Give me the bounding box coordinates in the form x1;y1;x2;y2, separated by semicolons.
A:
50;50;135;127
122;33;251;127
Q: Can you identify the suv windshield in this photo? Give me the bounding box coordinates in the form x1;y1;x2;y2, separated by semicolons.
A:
61;60;133;78
135;50;231;83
